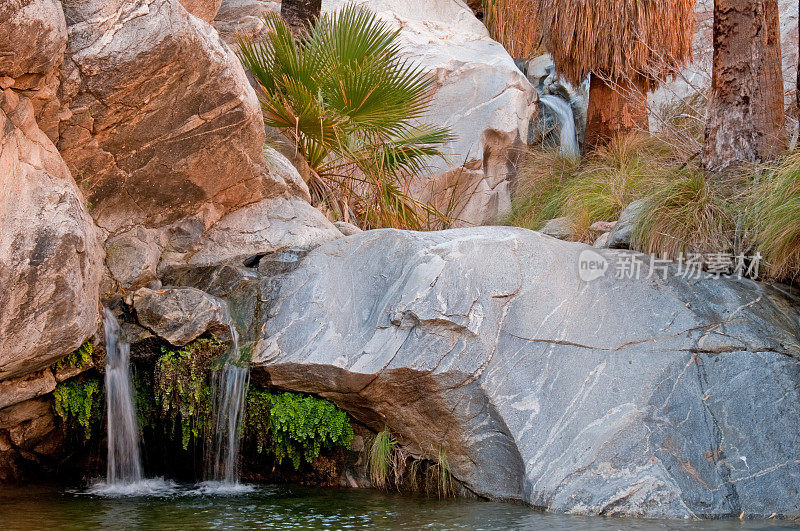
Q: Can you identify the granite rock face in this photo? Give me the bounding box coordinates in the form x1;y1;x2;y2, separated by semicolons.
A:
0;0;68;140
0;89;102;381
179;0;222;21
55;0;339;289
213;0;281;42
57;0;286;234
253;227;800;518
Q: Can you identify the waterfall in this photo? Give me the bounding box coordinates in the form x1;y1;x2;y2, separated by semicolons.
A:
102;307;143;485
539;94;580;156
206;325;250;485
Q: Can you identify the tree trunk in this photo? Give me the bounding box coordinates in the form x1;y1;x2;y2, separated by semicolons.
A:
281;0;322;37
703;0;786;172
584;75;650;152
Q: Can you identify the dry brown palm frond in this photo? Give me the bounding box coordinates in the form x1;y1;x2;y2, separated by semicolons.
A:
483;0;544;59
539;0;695;87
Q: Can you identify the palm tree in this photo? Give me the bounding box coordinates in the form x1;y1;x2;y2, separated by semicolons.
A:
703;0;786;171
237;6;453;229
538;0;695;151
281;0;321;37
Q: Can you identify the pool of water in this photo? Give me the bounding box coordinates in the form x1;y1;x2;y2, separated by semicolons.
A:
0;482;795;530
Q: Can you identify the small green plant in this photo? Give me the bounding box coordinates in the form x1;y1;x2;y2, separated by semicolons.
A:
53;377;103;440
52;341;93;372
631;170;733;259
247;390;354;470
749;153;800;281
237;5;453;229
245;389;273;454
154;339;224;449
368;426;397;490
432;447;455;498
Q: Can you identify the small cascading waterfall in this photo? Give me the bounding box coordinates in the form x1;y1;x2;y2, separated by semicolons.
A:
207;325;250;485
102;307;143;485
539;94;580;156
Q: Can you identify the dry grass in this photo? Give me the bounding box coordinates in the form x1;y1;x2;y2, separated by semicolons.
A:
538;0;695;86
483;0;544;59
750;153;800;281
506;134;676;241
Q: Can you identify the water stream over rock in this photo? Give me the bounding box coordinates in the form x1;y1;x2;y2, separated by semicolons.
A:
539;94;580;156
206;325;250;485
101;307;143;485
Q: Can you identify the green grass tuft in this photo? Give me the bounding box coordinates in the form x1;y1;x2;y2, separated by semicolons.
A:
368;426;397;490
749;153;800;281
631;170;733;259
507;134;676;241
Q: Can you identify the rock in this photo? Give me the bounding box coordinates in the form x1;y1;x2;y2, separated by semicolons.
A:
593;232;610;248
133;287;233;346
263;146;311;202
214;0;281;42
105;227;162;290
254;227;800;518
0;370;56;410
57;0;289;234
0;398;52;430
56;0;340;284
0;0;66;80
607;199;646;249
179;0;222;21
0;0;67;139
539;217;572;240
589;220;616;233
319;0;536;227
333;221;362;236
0;89;102;381
166;196;341;269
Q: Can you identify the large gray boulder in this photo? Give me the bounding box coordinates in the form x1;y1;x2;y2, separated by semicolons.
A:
253;227;800;518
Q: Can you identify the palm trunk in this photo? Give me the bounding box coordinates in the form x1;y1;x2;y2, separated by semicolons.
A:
584;75;650;152
703;0;786;172
281;0;322;37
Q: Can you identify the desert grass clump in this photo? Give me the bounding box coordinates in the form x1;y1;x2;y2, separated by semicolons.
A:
483;0;543;59
631;171;734;259
749;153;800;281
368;427;397;490
237;5;453;230
504;148;581;230
507;134;676;241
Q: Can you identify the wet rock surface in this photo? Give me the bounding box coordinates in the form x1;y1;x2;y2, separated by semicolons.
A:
253;227;800;518
133;287;234;346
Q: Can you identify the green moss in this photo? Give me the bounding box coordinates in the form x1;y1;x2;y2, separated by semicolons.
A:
246;390;354;470
52;341;93;372
154;338;224;449
53;376;102;440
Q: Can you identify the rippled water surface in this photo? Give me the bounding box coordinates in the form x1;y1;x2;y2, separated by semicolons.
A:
0;483;795;530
